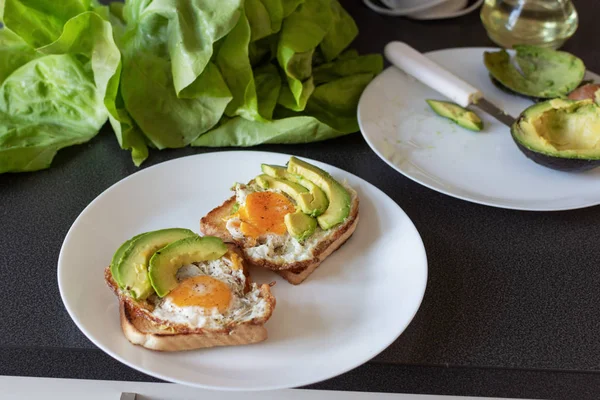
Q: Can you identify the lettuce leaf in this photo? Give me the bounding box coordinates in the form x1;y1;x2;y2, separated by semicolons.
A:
276;0;332;111
38;12;120;110
0;2;122;172
313;53;383;84
320;0;358;62
119;2;234;149
282;0;304;17
192;115;346;147
304;73;376;133
0;55;108;173
216;10;260;120
2;0;92;48
136;0;243;95
245;0;284;42
0;29;39;85
0;0;380;171
254;63;282;120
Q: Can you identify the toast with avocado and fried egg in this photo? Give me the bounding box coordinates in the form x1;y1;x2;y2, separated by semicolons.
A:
200;157;360;285
105;232;276;351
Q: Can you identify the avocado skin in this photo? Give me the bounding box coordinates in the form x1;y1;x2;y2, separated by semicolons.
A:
484;45;585;100
514;140;600;172
490;76;545;103
510;100;600;172
491;76;596;103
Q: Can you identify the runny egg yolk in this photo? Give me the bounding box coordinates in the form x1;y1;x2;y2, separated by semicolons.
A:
237;191;295;238
166;275;232;313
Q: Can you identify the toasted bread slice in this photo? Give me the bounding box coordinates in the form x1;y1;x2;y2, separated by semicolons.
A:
200;187;359;285
104;246;276;352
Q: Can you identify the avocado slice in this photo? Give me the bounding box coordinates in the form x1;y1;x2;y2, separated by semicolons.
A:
484;45;585;100
255;173;326;217
116;228;196;299
287;157;351;230
426;99;483;131
148;236;228;297
511;98;600;171
261;164;328;216
110;233;144;289
284;210;317;241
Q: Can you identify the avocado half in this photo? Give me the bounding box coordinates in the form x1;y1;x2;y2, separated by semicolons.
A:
485;45;585;101
511;98;600;172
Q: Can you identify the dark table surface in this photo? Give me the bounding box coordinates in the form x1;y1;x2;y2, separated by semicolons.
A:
2;1;600;399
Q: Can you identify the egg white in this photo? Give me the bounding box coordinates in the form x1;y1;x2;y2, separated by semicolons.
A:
226;182;356;264
150;257;267;330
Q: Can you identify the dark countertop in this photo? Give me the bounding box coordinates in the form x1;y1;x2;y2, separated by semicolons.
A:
2;1;600;398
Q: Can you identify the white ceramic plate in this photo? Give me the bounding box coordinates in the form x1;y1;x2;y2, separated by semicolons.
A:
358;47;600;211
58;151;427;391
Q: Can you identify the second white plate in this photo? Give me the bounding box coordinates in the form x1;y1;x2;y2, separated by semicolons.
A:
58;151;427;391
358;47;600;211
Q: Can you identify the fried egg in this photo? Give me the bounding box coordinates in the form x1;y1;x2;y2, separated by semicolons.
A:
225;183;356;264
150;253;268;329
236;191;295;238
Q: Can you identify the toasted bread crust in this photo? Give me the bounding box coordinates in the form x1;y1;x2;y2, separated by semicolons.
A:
199;197;238;242
276;213;359;284
119;299;268;351
199;190;359;284
104;247;276;351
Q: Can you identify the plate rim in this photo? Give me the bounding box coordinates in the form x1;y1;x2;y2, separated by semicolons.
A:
358;47;600;212
57;150;428;391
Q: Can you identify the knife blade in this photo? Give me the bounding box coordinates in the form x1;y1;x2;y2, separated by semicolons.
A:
473;98;516;126
383;41;516;127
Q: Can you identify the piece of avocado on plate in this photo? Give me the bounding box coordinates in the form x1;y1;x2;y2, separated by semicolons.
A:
484;45;585;101
148;236;228;297
115;228;197;299
287;157;351;230
426;100;483;132
511;98;600;172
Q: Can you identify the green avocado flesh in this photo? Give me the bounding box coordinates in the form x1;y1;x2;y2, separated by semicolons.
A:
148;236;228;298
115;228;196;299
484;45;585;99
255;174;314;213
261;164;328;216
287;157;351;230
285;211;317;241
426;99;483;131
110;233;144;289
511;98;600;171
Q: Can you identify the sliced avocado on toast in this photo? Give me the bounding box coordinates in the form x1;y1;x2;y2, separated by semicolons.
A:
287;156;351;230
261;164;328;216
148;236;228;297
110;233;144;289
284;210;318;241
255;174;324;216
426;99;483;131
115;228;197;299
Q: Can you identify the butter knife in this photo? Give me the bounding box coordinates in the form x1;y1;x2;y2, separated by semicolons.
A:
384;41;516;127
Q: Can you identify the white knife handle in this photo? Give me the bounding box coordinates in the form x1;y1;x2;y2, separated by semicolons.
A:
384;41;482;107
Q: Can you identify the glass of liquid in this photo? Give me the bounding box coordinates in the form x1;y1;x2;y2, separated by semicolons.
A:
480;0;578;49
